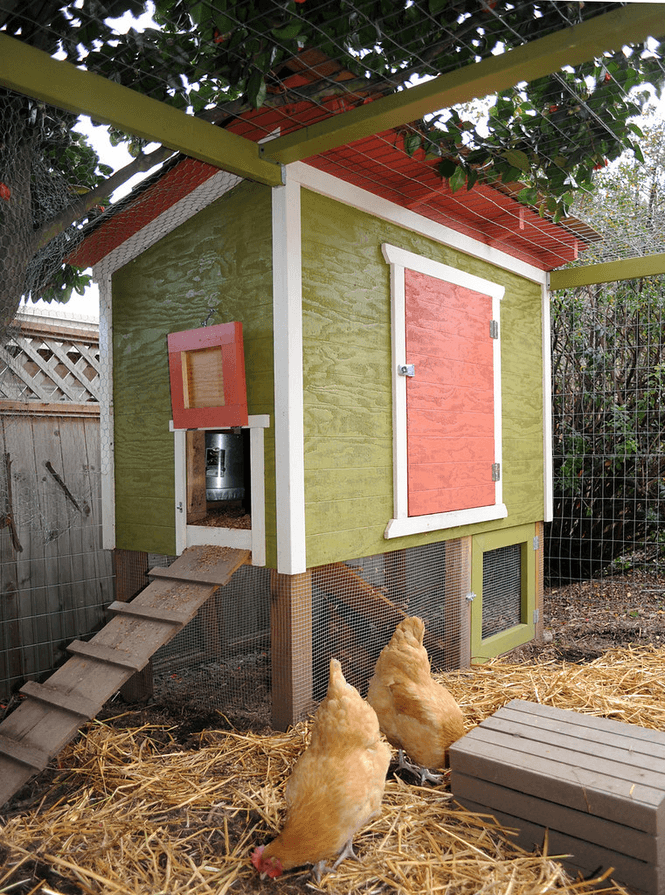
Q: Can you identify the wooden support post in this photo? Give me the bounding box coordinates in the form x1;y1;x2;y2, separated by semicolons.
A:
384;549;407;610
270;570;313;731
112;548;153;702
186;430;207;523
534;521;545;641
445;537;472;669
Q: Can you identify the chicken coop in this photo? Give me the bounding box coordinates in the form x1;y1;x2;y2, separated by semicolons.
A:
63;91;595;728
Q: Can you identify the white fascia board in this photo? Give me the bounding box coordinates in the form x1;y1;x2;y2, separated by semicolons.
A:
542;279;554;522
272;176;307;574
289;161;548;285
98;273;116;550
93;169;242;279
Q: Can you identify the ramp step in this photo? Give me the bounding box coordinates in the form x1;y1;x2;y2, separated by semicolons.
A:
0;546;250;808
66;639;147;672
0;732;50;771
108;600;191;626
19;681;100;718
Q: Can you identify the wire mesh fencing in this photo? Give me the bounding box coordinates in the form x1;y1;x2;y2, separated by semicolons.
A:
547;276;665;585
147;540;467;726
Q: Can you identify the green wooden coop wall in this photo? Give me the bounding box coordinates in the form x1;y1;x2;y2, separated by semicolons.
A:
111;180;276;558
300;188;545;569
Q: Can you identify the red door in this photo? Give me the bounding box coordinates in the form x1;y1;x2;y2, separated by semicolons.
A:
405;268;496;516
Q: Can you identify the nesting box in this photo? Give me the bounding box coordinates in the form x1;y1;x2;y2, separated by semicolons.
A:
450;699;665;894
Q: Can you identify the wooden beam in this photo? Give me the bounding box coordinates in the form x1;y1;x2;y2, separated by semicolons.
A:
270;570;314;730
262;5;665;164
551;253;665;289
0;34;284;188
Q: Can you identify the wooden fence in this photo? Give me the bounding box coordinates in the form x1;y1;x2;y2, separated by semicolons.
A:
0;311;114;702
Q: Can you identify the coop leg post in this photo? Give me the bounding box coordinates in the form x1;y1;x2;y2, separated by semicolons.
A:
534;521;545;641
113;548;154;702
270;570;313;731
448;537;472;668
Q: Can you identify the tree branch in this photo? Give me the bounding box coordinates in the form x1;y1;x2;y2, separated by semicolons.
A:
30;143;176;255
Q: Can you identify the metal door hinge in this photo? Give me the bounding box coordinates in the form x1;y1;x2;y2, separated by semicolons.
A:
489;319;499;339
533;608;540;625
533;535;540;550
398;363;415;377
491;462;500;482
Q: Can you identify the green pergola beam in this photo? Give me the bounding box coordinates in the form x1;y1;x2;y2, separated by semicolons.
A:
262;4;665;165
551;253;665;289
0;34;284;188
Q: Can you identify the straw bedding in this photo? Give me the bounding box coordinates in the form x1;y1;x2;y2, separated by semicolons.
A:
4;643;665;895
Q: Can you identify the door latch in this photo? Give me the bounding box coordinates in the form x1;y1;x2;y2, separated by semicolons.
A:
398;363;415;377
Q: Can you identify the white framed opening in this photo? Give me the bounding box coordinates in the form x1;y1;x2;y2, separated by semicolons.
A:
172;414;270;565
383;243;507;539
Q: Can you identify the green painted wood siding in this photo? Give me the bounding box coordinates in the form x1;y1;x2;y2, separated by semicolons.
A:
111;181;276;559
300;188;545;568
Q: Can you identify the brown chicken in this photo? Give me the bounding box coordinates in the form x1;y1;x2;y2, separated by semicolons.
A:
251;658;391;881
367;616;464;783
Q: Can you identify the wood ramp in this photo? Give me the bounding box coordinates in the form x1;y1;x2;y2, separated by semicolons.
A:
0;545;249;808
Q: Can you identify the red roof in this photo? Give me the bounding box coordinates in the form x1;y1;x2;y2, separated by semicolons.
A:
70;92;590;271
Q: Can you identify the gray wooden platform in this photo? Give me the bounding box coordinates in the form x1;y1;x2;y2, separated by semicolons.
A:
449;699;665;894
0;545;249;808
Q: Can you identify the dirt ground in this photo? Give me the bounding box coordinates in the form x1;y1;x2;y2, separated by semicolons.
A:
509;570;665;663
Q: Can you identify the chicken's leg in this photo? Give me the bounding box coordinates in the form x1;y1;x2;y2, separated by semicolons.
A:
398;748;443;785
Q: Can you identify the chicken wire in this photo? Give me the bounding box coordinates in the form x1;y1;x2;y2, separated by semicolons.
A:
481;543;522;639
547;276;665;584
1;0;664;317
147;540;466;725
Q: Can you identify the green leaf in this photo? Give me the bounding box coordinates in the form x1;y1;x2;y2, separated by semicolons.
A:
502;149;531;172
272;21;304;41
449;166;467;193
518;187;539;206
437;159;457;179
188;2;208;27
247;70;267;109
403;133;422;157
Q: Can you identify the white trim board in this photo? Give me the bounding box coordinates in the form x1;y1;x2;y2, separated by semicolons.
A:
542;281;554;523
93;168;242;280
289;161;549;286
272;178;307;574
383;242;507;540
98;273;116;551
172;415;270;566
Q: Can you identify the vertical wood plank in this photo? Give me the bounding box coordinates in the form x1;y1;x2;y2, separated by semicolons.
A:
270;569;313;730
384;549;406;610
186;430;207;522
0;417;22;699
113;548;153;702
446;536;472;668
534;521;544;641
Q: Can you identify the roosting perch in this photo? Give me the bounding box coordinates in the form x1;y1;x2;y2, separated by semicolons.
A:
312;562;449;667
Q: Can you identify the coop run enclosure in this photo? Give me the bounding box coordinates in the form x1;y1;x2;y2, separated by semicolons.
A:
141;537;524;725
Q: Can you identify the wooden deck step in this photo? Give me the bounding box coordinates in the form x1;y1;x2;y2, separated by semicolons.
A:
108;601;191;625
0;733;50;772
66;639;148;672
0;546;249;808
19;681;100;718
